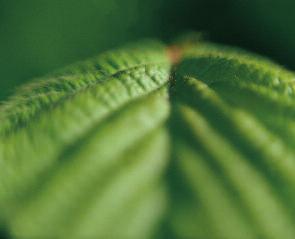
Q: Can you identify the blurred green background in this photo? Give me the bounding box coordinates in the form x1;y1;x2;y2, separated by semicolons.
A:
1;0;294;100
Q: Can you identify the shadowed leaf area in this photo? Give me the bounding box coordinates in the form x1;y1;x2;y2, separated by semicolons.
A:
1;38;295;239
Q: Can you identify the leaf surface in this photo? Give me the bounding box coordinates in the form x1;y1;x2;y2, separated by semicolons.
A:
1;39;295;239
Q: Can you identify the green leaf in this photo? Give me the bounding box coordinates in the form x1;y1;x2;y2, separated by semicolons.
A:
1;38;295;238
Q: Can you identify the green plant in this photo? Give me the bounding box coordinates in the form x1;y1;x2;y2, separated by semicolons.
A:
1;37;295;238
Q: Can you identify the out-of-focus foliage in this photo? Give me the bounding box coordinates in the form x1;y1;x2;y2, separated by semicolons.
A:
230;0;295;70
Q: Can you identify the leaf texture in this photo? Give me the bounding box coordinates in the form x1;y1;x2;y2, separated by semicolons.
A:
1;38;295;238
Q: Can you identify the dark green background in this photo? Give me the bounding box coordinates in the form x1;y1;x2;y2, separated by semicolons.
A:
1;0;294;100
